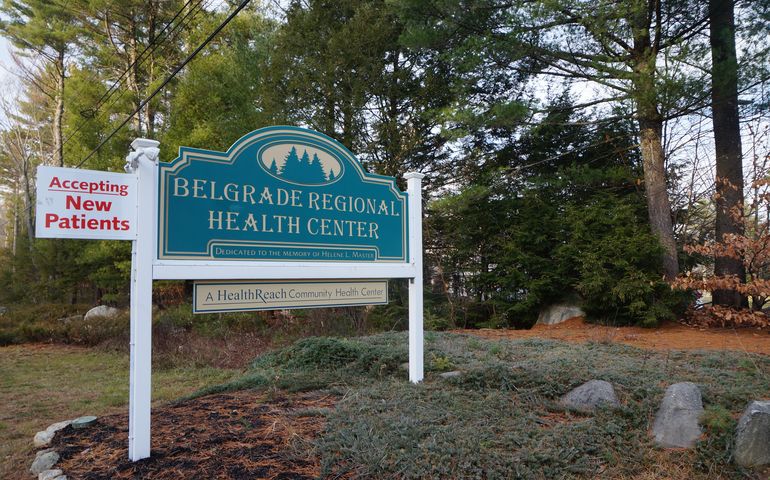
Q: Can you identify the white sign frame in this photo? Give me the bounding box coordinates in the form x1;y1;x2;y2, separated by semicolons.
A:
125;138;424;461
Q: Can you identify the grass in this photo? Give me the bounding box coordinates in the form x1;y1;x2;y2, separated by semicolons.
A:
0;344;240;480
198;332;770;479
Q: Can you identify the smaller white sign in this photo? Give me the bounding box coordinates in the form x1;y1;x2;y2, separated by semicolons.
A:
35;166;138;240
193;279;389;313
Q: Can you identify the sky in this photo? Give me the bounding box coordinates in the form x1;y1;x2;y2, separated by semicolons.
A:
0;36;22;121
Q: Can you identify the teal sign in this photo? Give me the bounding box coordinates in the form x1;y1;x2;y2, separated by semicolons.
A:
158;126;408;262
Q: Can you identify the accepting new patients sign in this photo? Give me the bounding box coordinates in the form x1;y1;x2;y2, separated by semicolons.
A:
159;127;408;262
36;166;137;240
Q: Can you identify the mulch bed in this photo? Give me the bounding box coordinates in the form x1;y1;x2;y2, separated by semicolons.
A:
51;390;337;479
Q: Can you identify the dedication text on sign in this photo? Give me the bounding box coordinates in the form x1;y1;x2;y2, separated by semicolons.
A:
35;166;138;240
193;279;388;313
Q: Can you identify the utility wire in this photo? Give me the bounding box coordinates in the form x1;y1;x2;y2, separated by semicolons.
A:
59;0;210;157
73;0;215;129
86;0;199;114
75;0;252;168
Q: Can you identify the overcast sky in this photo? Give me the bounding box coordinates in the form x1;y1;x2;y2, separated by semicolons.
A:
0;36;22;120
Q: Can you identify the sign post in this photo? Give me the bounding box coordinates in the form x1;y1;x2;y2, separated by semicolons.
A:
125;139;160;461
406;172;425;383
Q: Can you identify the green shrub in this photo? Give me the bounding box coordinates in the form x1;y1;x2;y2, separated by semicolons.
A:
564;196;687;326
276;337;364;370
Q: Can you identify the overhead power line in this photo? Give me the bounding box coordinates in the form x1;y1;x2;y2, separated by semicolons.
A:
85;0;200;115
75;0;252;168
59;0;211;157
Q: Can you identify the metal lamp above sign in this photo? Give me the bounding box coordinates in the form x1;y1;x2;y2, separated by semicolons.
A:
158;127;408;262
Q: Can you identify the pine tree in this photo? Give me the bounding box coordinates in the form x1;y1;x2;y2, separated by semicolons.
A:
309;153;326;182
280;146;302;181
710;0;746;307
299;150;312;183
0;0;80;167
328;169;336;181
269;158;279;175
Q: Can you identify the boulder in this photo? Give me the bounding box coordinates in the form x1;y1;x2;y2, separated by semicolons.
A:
439;370;462;379
734;400;770;468
560;380;620;412
33;420;72;448
72;415;97;429
536;304;585;325
30;450;59;475
38;469;63;480
83;305;120;321
652;382;703;448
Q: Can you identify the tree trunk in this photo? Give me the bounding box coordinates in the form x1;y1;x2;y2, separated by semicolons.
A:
710;0;746;307
145;0;157;137
637;117;679;280
21;157;34;243
629;4;679;281
53;49;65;167
126;14;142;134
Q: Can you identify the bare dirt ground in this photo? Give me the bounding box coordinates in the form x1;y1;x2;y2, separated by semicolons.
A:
454;317;770;355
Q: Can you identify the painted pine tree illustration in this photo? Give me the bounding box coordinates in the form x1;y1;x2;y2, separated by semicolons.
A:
309;153;326;182
280;146;302;180
277;147;332;183
299;150;312;183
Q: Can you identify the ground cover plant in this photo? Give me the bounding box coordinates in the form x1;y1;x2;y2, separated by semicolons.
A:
53;332;770;479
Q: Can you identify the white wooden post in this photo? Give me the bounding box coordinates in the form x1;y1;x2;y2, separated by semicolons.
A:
405;172;425;383
126;138;160;461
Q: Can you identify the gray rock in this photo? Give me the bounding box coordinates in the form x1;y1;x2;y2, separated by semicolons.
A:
734;400;770;468
34;420;72;448
439;370;462;379
400;362;409;371
83;305;120;321
72;415;97;429
560;380;620;412
38;469;63;480
652;382;704;448
33;430;55;448
30;450;59;475
536;304;585;325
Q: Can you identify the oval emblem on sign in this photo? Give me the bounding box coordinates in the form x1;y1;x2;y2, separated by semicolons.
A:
258;143;343;186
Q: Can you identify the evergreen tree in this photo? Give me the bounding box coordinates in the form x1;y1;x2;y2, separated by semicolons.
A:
328;169;336;181
309;153;326;182
299;150;312;183
427;103;682;327
0;0;80;167
397;0;717;280
265;0;452;188
269;158;279;175
710;0;746;307
163;11;276;151
280;146;302;181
